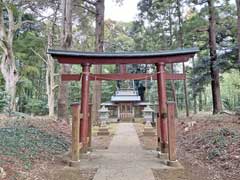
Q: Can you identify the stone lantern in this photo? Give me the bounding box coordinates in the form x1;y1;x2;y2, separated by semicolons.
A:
97;106;110;136
142;105;155;136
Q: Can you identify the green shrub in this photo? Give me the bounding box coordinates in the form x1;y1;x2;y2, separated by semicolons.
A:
207;148;221;160
0;91;12;116
0;91;10;113
24;98;48;115
0;127;70;170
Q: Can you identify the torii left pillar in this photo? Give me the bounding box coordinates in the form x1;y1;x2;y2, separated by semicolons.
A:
156;63;168;153
80;63;91;152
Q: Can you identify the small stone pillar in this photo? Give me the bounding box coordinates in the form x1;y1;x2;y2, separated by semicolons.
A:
143;105;155;136
97;106;110;136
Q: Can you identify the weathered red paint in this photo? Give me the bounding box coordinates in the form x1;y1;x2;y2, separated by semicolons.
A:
62;74;82;81
156;63;168;153
120;64;127;73
61;73;186;81
80;64;90;151
88;104;92;147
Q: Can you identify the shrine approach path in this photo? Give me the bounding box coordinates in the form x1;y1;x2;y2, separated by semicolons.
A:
87;123;161;180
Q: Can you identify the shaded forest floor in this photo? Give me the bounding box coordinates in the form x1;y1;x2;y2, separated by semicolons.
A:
0;113;240;180
135;113;240;180
0;115;114;180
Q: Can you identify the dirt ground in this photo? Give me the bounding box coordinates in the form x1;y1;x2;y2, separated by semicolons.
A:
177;113;240;180
91;124;116;150
134;123;157;150
152;168;188;180
23;162;97;180
135;113;240;180
0;115;114;180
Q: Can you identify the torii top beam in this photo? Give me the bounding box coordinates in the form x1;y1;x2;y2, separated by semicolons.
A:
47;48;198;65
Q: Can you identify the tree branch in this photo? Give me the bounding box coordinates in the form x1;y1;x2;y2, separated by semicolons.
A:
0;4;7;41
194;27;209;32
6;5;15;45
52;85;59;90
15;20;35;31
74;3;96;14
30;48;48;64
84;0;96;6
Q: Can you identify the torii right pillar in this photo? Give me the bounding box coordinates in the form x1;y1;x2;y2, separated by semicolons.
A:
156;63;168;153
80;63;91;152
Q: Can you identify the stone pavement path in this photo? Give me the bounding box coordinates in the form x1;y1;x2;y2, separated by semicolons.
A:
92;123;156;180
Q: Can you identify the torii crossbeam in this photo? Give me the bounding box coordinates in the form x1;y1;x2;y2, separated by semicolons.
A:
61;73;186;81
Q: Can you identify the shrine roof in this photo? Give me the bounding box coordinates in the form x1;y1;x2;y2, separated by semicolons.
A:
48;48;198;58
111;95;141;102
47;47;199;64
111;90;141;102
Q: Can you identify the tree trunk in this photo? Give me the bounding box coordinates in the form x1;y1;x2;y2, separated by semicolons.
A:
170;64;178;117
167;11;178;116
47;32;56;117
193;95;197;114
32;30;56;117
176;0;184;47
192;57;197;114
46;4;60;117
168;9;173;48
57;0;72;121
176;0;189;116
182;63;189;116
92;0;105;124
208;0;222;114
0;4;19;113
199;91;203;111
1;54;18;112
204;90;207;109
236;0;240;65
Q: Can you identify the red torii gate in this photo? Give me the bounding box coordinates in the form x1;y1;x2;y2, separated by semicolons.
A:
48;48;198;162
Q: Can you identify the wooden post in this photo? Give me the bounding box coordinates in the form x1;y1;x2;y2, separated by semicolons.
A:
71;103;80;161
117;104;120;121
88;104;92;147
156;63;168;153
80;63;91;152
167;102;181;167
156;68;161;152
132;106;135;120
156;112;161;151
167;102;176;161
